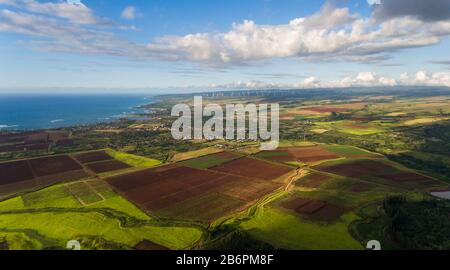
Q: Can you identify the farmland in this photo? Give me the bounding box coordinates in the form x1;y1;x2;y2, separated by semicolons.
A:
1;89;450;250
107;155;292;222
0;179;203;250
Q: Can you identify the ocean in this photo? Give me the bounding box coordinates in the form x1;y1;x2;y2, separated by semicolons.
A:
0;94;153;131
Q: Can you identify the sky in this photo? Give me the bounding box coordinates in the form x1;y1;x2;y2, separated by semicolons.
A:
1;0;450;93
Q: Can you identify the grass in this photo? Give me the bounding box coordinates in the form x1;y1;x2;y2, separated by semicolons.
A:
404;117;448;126
338;127;384;135
323;145;379;158
66;182;103;205
179;153;237;169
157;192;246;222
240;207;362;250
0;182;203;250
171;147;222;162
0;211;202;250
106;149;161;168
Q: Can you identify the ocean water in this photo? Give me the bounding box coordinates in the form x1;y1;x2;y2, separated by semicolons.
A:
0;94;153;131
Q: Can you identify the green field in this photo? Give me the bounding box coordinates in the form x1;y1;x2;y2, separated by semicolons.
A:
179;153;239;169
240;207;362;250
323;145;380;158
0;181;203;250
106;149;162;168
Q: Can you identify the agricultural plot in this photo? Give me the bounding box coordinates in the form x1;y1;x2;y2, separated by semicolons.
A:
73;151;113;164
254;150;295;162
85;160;131;174
281;196;349;221
240;207;362;250
314;159;442;189
179;151;241;169
107;163;284;222
157;192;246;222
0;182;202;250
0;155;88;197
28;155;82;177
295;173;332;188
210;157;294;181
323;145;380;158
0;160;34;185
65;181;103;205
134;240;170;250
286;146;341;164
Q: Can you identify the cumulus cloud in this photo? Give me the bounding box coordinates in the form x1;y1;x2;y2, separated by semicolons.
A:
372;0;450;22
0;1;450;69
0;0;102;24
145;4;450;65
121;6;137;20
208;71;450;90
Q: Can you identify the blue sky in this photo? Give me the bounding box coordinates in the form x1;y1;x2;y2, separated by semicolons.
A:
0;0;450;92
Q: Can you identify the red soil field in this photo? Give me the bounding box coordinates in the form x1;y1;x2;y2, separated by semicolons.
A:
281;197;314;210
56;139;74;147
257;150;296;162
24;143;50;151
28;155;83;177
281;197;348;221
383;173;434;182
0;160;34;185
107;166;230;210
0;155;88;196
296;200;328;214
296;173;331;188
85;160;131;174
308;204;348;221
287;146;340;163
107;164;282;221
218;176;282;201
73;151;113;164
350;182;373;192
134;240;169;250
210;157;293;181
315;159;398;178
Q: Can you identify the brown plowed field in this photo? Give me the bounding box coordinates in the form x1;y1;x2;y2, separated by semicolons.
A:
0;155;88;196
315;159;398;178
210;157;293;180
73;151;113;164
350;182;373;192
315;159;438;188
85;160;131;174
134;240;169;250
218;176;281;201
296;173;331;188
287;146;340;163
281;197;348;221
256;150;295;162
29;155;82;177
107;164;282;221
0;160;34;185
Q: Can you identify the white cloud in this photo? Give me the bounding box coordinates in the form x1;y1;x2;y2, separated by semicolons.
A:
0;0;101;24
144;5;450;66
367;0;381;6
0;1;450;71
207;71;450;90
121;6;137;20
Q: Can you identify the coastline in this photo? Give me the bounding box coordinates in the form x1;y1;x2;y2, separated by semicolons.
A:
0;94;157;132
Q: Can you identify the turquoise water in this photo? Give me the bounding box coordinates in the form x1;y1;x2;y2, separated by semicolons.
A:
0;94;152;130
